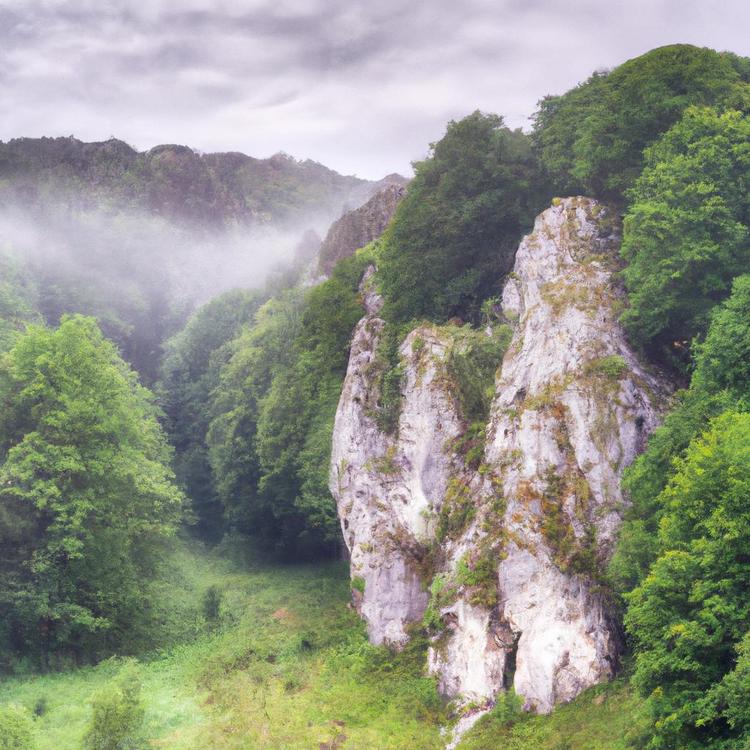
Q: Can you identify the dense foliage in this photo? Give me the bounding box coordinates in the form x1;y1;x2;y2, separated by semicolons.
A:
0;317;184;666
207;249;375;557
625;413;750;749
159;289;264;540
611;275;750;593
378;111;546;324
611;276;750;747
620;107;750;363
533;44;750;201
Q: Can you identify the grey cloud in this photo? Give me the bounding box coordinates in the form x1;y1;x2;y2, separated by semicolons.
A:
1;0;750;177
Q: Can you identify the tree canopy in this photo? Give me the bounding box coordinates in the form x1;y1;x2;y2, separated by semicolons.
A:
0;316;184;665
159;288;264;540
532;44;750;201
620;107;750;364
378;111;546;325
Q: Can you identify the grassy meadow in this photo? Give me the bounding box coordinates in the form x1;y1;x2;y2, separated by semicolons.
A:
0;537;641;749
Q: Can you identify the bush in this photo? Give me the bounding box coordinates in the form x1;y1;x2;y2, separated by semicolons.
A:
32;697;46;718
83;661;145;750
0;705;35;750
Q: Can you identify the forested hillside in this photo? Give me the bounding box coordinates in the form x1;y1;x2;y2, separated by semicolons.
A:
0;138;394;382
0;137;373;226
2;43;750;750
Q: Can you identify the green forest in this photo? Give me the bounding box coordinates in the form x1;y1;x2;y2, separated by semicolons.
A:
2;43;750;749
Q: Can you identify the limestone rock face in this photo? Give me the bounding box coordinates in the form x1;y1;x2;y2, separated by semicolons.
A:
330;266;467;643
318;183;406;275
330;197;669;715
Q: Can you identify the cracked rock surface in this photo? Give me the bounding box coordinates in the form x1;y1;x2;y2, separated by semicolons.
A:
330;197;670;714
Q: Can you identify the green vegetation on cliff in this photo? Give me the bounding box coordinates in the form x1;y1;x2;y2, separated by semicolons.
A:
379;111;545;325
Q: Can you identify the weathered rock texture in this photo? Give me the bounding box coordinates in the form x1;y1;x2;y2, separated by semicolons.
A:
330;197;669;716
330;265;464;643
318;183;406;275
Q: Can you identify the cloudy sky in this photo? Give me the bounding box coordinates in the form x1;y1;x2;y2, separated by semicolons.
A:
2;0;750;179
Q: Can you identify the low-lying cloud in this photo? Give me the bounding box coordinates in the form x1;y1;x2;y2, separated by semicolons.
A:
0;204;315;310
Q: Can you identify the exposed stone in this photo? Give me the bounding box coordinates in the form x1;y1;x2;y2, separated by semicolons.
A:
318;183;406;275
330;269;467;643
330;197;670;723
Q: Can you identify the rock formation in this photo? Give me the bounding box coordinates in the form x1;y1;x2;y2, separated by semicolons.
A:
330;197;669;717
318;183;406;275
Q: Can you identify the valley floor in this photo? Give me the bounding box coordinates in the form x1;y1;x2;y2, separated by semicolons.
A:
0;539;642;749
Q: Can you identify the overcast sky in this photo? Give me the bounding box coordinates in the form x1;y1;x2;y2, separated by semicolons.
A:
2;0;750;179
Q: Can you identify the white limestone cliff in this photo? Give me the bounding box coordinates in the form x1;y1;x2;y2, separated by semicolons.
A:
330;197;669;719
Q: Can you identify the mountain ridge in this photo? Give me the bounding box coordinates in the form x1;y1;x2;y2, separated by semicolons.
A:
0;135;408;228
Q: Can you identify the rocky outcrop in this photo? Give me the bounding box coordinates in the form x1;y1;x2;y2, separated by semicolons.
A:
331;266;466;643
318;183;406;275
330;197;669;717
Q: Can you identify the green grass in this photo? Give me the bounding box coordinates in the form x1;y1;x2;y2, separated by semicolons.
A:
0;537;446;750
0;536;646;749
457;677;647;750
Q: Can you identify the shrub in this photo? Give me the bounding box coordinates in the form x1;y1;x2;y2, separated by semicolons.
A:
0;705;35;750
83;661;145;750
202;585;222;623
583;355;627;381
32;697;46;718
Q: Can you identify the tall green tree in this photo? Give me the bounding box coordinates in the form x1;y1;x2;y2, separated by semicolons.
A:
159;288;264;541
208;250;373;557
611;274;750;593
624;411;750;749
378;111;545;325
0;316;184;665
620;107;750;364
207;290;306;540
613;276;750;750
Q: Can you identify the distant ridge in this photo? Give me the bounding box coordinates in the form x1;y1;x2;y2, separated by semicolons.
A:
0;135;408;228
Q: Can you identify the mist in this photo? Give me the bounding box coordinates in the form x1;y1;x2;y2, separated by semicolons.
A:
0;201;331;381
